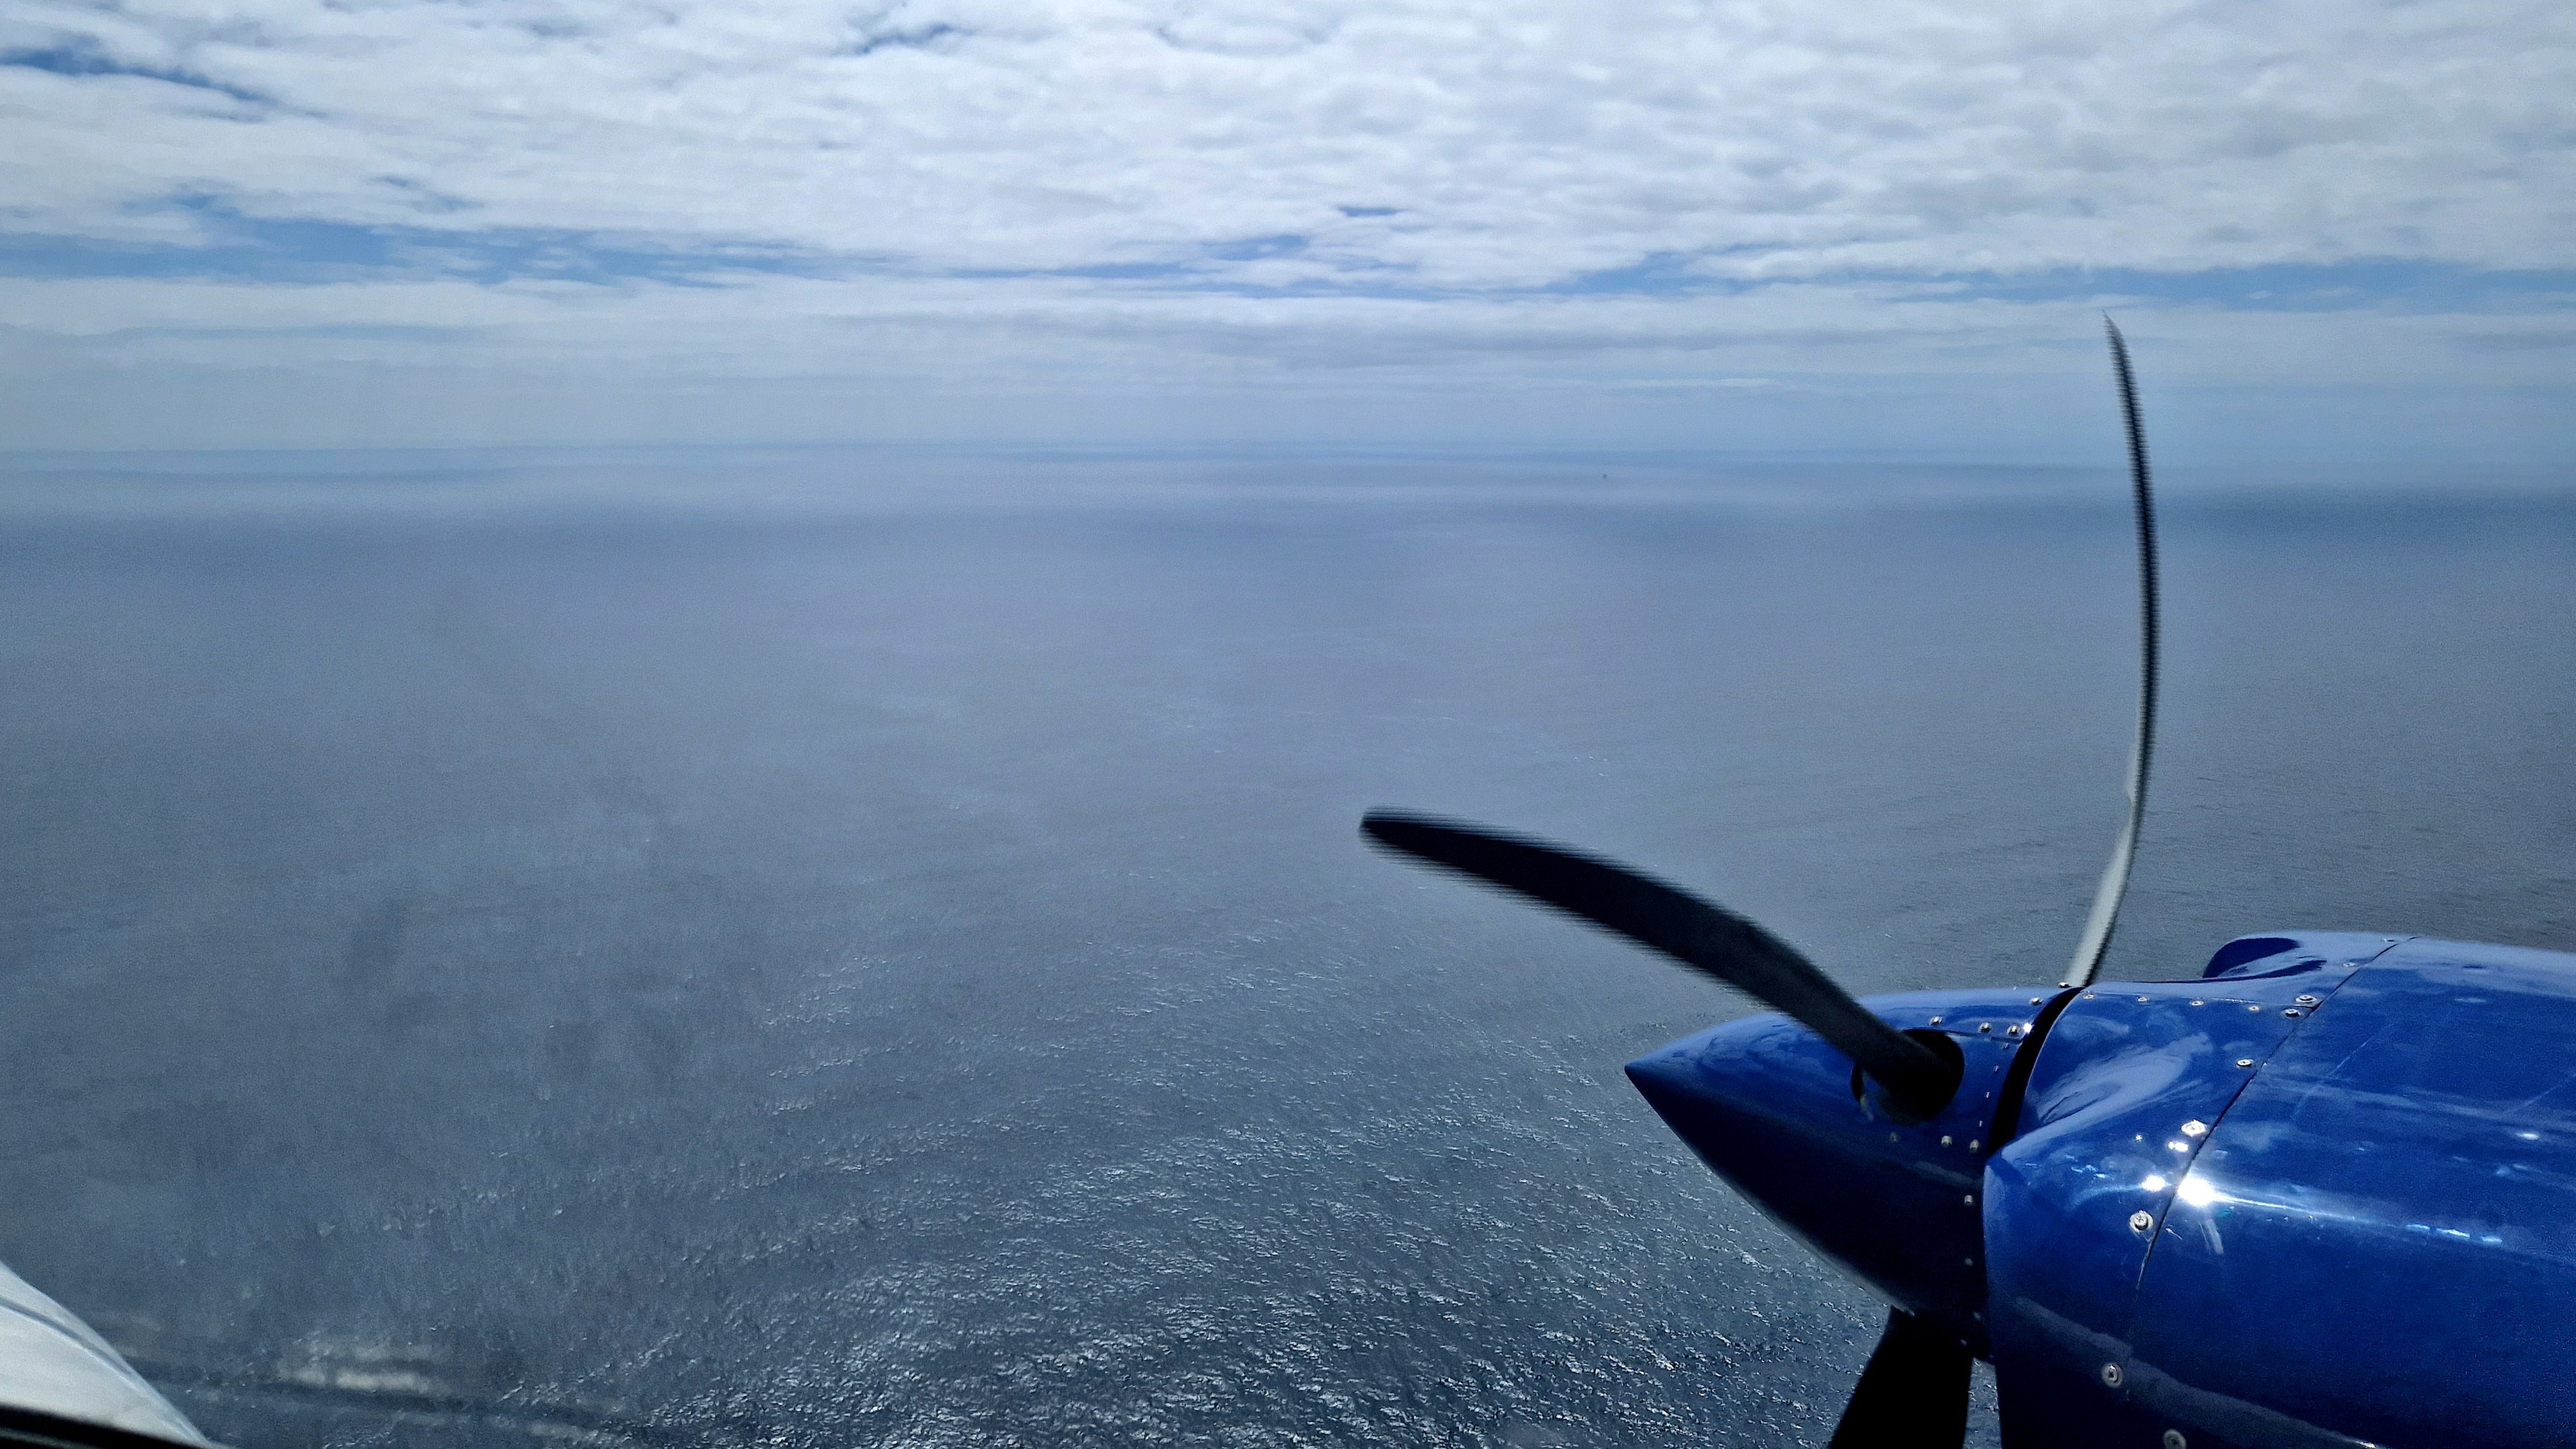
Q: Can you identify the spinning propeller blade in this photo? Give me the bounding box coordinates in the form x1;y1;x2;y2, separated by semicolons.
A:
1827;1309;1973;1448
2063;316;2162;988
1359;810;1957;1115
1357;327;2165;1447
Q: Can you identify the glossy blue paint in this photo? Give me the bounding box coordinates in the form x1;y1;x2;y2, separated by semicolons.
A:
1628;931;2576;1448
1980;942;2382;1446
1626;988;2045;1347
2199;931;2410;982
2121;938;2576;1448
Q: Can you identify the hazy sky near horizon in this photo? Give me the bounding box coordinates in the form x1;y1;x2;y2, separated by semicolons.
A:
3;0;2573;463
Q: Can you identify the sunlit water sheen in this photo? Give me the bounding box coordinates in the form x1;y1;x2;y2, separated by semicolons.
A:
1;454;2571;1449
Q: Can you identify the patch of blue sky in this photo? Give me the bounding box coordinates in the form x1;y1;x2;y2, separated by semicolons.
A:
841;22;968;57
1014;260;1201;282
0;200;833;287
11;207;1457;297
1543;251;1763;297
1201;233;1310;262
966;234;1451;297
13;197;2571;318
1;41;268;104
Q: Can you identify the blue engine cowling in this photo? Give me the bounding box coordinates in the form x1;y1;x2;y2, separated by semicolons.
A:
1629;932;2576;1448
1628;986;2047;1354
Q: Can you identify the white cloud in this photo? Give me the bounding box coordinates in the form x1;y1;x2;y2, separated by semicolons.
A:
7;0;2572;276
1;0;2572;451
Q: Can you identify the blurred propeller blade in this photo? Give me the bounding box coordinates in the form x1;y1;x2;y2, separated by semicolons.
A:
2065;315;2162;988
1827;1308;1972;1449
1360;810;1957;1114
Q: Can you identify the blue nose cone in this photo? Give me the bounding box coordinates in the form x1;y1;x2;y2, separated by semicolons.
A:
1626;990;2043;1345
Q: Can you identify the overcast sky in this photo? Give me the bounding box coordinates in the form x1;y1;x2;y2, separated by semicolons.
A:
3;0;2571;463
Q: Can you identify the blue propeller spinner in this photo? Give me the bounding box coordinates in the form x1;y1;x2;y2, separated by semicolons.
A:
1361;321;2576;1449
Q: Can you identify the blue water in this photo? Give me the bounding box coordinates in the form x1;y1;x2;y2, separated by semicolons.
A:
1;455;2570;1448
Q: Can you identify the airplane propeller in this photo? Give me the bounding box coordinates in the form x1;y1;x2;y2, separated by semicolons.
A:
1831;1308;1973;1448
2064;315;2160;988
1358;811;1961;1117
1358;319;2161;1446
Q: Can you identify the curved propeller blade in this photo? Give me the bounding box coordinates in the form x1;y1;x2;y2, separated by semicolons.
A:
1360;810;1957;1113
2066;315;2162;988
1827;1308;1972;1448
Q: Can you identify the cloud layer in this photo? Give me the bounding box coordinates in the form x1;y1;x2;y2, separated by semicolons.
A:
3;0;2573;453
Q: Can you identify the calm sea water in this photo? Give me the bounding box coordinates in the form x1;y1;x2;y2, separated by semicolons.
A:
1;455;2571;1449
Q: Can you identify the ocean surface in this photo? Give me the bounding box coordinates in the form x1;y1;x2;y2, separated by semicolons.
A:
1;453;2571;1449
